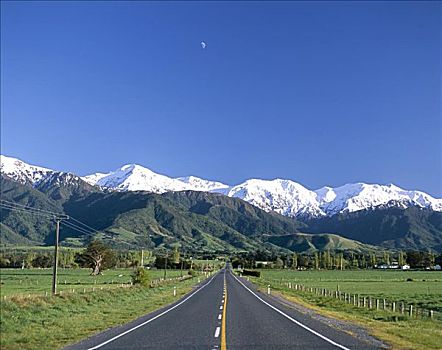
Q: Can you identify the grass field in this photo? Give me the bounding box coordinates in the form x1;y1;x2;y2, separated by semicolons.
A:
258;269;442;312
0;268;188;297
0;274;205;350
249;269;442;350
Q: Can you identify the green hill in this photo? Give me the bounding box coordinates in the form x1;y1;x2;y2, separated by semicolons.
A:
262;232;378;253
304;207;442;252
2;175;441;253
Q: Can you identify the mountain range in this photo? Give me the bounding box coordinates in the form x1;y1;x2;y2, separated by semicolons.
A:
2;155;441;219
1;155;441;253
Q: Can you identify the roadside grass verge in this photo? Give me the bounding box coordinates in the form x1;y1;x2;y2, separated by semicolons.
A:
0;276;202;350
249;275;442;350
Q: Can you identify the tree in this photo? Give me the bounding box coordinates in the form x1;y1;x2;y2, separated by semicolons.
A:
383;252;390;266
275;257;284;269
59;249;76;268
291;253;298;270
369;253;377;268
398;251;406;266
172;246;180;265
80;240;116;275
313;252;319;270
25;252;36;268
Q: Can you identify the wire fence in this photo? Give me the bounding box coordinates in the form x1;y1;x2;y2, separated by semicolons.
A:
259;277;441;321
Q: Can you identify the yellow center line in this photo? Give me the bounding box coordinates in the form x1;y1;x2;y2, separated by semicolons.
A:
221;273;227;350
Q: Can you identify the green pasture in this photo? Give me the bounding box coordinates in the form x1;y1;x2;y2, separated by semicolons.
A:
0;268;187;297
257;269;442;312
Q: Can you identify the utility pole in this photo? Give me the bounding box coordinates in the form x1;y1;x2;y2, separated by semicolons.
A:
163;251;168;280
180;251;185;277
52;215;68;295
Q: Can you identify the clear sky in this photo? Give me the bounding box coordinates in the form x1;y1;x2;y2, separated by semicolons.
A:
1;1;441;196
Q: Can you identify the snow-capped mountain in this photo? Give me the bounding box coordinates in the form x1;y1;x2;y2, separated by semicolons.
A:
225;179;324;218
177;176;230;193
0;155;53;185
1;155;441;218
83;164;229;193
314;183;442;216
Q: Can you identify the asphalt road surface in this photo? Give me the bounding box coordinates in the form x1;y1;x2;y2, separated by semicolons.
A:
66;266;381;350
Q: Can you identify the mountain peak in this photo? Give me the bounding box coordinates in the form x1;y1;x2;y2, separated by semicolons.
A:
0;155;53;185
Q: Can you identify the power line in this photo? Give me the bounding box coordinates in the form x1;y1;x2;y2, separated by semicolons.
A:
0;199;62;216
1;200;100;234
68;216;101;234
61;220;96;236
0;204;55;219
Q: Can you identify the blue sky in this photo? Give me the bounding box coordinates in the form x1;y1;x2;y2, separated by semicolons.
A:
1;1;441;196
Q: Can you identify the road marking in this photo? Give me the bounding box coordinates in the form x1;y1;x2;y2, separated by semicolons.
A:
231;273;351;350
221;272;227;350
218;314;222;320
87;273;219;350
219;305;223;310
214;326;221;338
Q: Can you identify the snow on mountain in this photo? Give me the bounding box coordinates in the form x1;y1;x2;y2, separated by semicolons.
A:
176;176;230;193
84;164;191;193
2;154;441;218
315;183;442;215
0;155;53;185
83;165;230;193
82;172;109;186
225;179;325;218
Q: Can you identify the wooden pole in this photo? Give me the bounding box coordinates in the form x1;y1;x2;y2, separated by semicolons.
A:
52;218;60;295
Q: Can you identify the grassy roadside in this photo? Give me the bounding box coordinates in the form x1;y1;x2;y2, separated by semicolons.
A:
0;276;203;350
249;276;442;350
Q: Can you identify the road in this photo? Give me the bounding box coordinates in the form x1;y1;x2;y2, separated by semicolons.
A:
66;266;381;350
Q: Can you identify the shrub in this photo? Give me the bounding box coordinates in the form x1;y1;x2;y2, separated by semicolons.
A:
242;269;261;277
131;267;150;286
188;269;197;277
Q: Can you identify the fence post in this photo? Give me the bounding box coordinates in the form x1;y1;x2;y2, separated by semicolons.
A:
267;285;271;295
429;310;434;319
363;297;367;308
409;305;413;317
392;301;396;312
383;299;386;310
357;295;360;307
401;302;405;314
173;286;176;296
376;299;380;310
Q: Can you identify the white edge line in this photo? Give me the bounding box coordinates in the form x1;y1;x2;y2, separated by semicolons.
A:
231;273;351;350
87;273;219;350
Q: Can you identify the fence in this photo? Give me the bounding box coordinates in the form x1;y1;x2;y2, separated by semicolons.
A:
262;278;441;321
1;273;200;301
